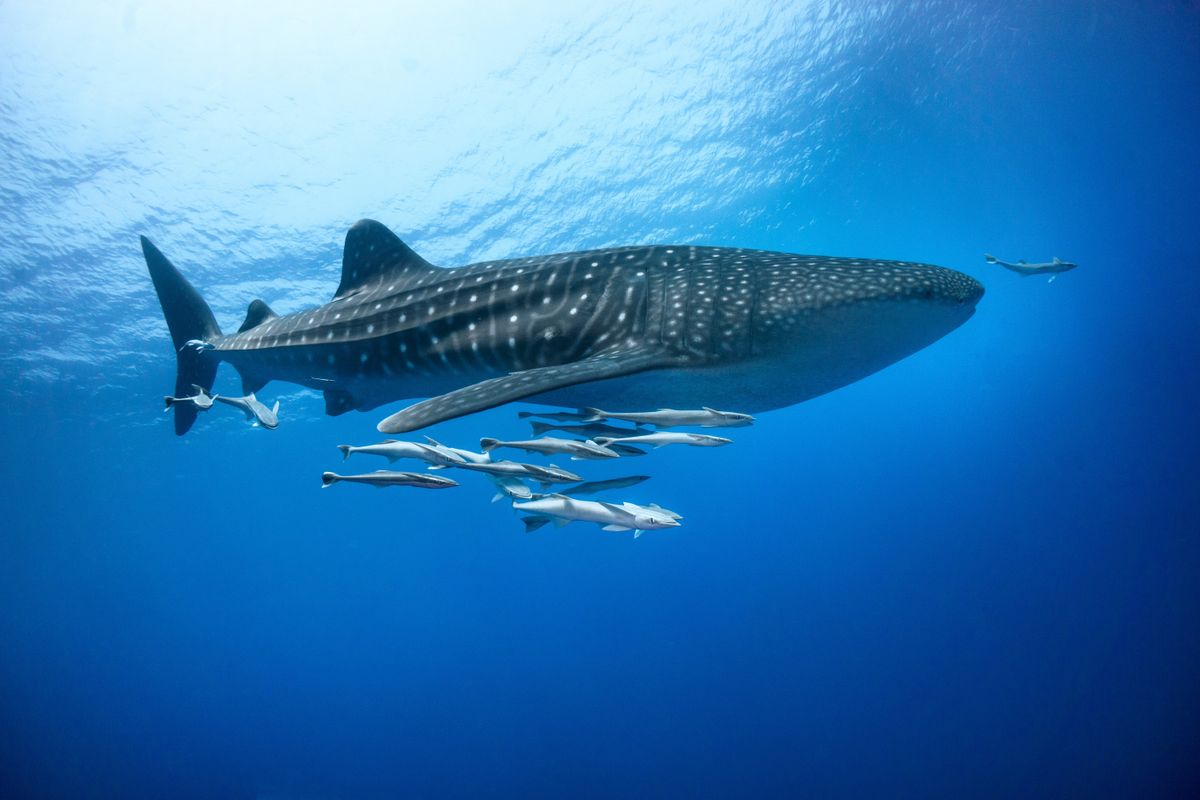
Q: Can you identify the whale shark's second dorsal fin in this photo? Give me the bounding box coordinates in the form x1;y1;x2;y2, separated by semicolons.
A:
334;219;439;300
237;299;278;332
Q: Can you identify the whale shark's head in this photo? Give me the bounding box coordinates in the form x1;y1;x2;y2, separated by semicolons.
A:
750;258;984;403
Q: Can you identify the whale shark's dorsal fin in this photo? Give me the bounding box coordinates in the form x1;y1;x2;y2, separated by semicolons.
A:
335;219;438;300
237;299;278;333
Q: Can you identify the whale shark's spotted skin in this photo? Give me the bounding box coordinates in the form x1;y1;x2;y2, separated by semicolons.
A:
143;220;983;435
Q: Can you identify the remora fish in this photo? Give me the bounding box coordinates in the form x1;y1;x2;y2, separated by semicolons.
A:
320;470;458;489
517;410;594;423
452;460;582;486
164;384;216;412
488;475;534;502
528;421;646;438
142;219;982;435
594;432;731;449
581;406;753;428
984;253;1078;281
419;436;491;468
558;475;651;497
479;436;618;460
214;393;279;429
335;439;443;465
513;494;681;536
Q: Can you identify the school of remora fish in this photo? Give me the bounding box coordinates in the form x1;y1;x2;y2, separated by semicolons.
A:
169;391;751;537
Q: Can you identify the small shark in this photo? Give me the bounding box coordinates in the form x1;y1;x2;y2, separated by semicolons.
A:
582;406;753;428
985;253;1078;282
321;470;458;489
214;393;279;429
594;432;731;449
479;436;618;460
143;219;982;436
164;384;216;412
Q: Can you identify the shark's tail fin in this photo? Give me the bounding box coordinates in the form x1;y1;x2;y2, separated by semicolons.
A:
984;253;997;264
529;421;556;436
480;437;501;452
142;236;222;436
593;437;614;446
581;407;605;422
336;445;353;461
321;472;340;488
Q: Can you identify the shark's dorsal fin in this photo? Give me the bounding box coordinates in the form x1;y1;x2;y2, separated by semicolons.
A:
377;345;678;433
335;219;438;300
237;299;278;333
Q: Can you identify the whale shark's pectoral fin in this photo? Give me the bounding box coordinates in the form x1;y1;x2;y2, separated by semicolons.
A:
324;389;357;416
376;345;679;434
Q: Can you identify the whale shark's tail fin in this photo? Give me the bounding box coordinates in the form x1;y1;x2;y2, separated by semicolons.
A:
142;236;222;436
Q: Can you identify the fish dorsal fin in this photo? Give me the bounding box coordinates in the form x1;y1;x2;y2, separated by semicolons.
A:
237;299;278;333
702;406;718;413
335;219;438;300
381;439;398;443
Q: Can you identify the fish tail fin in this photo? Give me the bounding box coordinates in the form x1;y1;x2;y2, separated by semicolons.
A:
984;253;997;263
142;235;222;436
480;437;500;452
321;472;339;487
163;396;175;410
529;421;554;436
582;407;605;422
523;516;551;533
517;411;534;418
593;437;614;446
336;445;352;461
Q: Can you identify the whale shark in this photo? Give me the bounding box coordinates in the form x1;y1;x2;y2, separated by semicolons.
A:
142;219;983;435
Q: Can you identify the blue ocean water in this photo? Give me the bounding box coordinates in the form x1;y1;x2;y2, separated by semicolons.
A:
1;2;1198;797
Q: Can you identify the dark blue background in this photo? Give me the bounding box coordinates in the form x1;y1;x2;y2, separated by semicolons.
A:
2;3;1198;797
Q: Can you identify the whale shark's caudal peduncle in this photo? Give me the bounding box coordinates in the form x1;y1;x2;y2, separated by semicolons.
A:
142;219;983;435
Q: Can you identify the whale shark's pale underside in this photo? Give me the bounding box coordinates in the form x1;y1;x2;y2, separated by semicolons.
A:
143;220;983;435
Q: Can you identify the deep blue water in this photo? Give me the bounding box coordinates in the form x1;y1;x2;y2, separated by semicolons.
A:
2;2;1198;798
